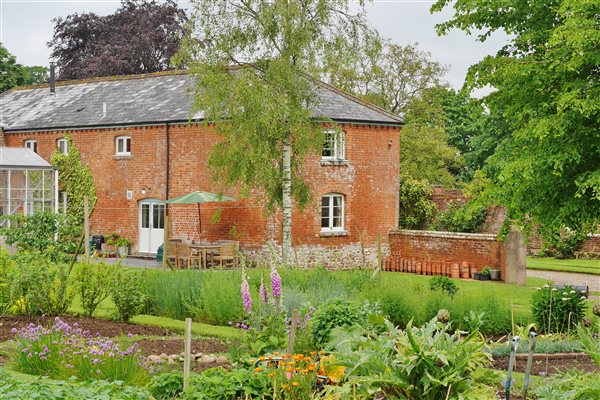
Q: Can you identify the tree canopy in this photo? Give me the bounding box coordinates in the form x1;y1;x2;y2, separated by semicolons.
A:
432;0;600;234
0;43;48;92
48;0;187;79
178;0;370;263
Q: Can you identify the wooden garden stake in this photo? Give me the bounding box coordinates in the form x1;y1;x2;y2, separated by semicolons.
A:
183;318;192;390
287;309;299;354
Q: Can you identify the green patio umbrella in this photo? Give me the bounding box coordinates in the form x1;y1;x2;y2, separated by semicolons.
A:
166;191;236;237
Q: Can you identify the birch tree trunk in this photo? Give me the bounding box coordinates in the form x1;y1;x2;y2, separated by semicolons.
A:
281;136;293;265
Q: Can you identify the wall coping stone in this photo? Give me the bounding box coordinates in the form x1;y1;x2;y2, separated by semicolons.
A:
389;229;499;241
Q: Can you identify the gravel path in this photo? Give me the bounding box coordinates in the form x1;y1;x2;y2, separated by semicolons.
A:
528;269;600;292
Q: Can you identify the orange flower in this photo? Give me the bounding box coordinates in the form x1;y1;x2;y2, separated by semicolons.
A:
282;384;288;389
310;351;317;356
268;372;276;378
274;352;280;356
259;356;265;361
254;367;263;373
292;381;299;387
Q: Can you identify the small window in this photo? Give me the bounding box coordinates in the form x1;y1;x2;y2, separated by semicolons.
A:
57;138;68;155
321;193;344;231
322;129;345;160
24;140;37;153
115;136;131;156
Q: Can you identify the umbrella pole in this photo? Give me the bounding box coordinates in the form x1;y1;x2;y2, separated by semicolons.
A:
198;203;202;239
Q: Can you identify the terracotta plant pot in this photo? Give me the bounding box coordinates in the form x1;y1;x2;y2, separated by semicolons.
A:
451;263;460;278
460;261;470;279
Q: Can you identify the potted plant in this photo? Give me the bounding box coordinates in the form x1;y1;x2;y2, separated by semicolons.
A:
475;267;491;281
489;268;500;281
103;232;120;257
116;237;133;258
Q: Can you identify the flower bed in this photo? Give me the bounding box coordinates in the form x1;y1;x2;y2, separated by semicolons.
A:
9;317;150;385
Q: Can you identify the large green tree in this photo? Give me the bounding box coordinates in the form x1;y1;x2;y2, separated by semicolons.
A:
178;0;370;263
0;43;47;92
324;37;447;115
432;0;600;234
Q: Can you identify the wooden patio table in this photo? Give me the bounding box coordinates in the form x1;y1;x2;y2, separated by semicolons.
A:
188;244;221;269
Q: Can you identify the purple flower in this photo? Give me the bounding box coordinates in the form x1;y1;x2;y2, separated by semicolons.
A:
270;267;282;298
241;271;253;314
259;274;269;304
11;328;17;334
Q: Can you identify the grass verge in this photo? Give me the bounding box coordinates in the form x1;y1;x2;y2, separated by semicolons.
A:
527;257;600;275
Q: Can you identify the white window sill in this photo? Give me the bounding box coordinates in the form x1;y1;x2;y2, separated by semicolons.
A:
113;154;132;160
320;229;349;237
320;159;348;166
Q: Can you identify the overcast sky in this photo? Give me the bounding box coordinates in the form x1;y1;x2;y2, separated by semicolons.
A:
1;0;508;91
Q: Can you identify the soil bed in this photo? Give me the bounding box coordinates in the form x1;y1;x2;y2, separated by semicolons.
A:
492;354;599;376
0;315;171;342
135;338;228;356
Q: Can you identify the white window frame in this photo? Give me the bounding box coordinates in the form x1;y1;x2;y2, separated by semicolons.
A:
322;129;346;160
321;193;345;231
24;140;37;153
115;135;131;156
57;138;68;155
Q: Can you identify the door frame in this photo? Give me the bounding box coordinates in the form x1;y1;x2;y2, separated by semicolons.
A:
138;198;164;254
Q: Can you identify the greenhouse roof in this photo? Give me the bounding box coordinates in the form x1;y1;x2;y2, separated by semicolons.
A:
0;147;54;170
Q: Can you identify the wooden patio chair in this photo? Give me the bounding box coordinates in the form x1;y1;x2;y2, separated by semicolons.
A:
166;241;180;269
213;241;239;269
177;243;202;270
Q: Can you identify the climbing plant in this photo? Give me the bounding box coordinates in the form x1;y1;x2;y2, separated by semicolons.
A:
51;135;97;222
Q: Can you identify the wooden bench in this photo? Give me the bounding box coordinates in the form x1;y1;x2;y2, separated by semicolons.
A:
552;284;589;299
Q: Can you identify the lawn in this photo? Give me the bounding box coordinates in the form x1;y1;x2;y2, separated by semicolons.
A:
527;256;600;275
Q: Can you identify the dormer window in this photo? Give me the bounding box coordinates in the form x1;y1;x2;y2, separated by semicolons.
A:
115;136;131;156
57;138;68;155
24;140;37;153
322;129;345;160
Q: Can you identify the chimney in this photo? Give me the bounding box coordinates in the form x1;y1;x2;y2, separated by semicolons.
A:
49;62;56;95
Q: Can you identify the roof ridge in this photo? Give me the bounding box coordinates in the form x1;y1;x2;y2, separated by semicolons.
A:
306;75;403;124
7;69;190;92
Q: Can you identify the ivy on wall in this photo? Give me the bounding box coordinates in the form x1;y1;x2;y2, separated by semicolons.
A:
51;135;97;222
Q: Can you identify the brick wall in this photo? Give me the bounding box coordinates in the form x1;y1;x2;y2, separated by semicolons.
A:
5;122;400;253
386;229;507;280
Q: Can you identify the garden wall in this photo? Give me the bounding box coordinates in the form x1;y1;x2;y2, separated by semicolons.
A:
385;229;526;285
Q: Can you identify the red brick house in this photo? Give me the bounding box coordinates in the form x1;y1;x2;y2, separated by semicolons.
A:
0;71;401;266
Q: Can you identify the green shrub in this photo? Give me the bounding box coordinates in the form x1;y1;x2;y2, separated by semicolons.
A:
188;271;245;325
0;212;81;259
429;275;459;298
549;228;586;259
309;298;366;348
9;254;73;316
0;249;15;315
535;370;600;400
148;371;184;400
532;284;587;334
434;200;487;233
326;317;492;400
0;371;152;400
74;261;117;317
398;178;435;229
143;270;206;320
111;270;147;322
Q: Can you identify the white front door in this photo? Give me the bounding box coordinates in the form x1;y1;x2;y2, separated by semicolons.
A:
138;200;165;254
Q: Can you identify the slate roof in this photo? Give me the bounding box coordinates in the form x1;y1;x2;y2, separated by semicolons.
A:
0;147;54;169
0;71;402;132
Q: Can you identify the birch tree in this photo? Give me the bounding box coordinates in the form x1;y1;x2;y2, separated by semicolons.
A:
178;0;370;264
